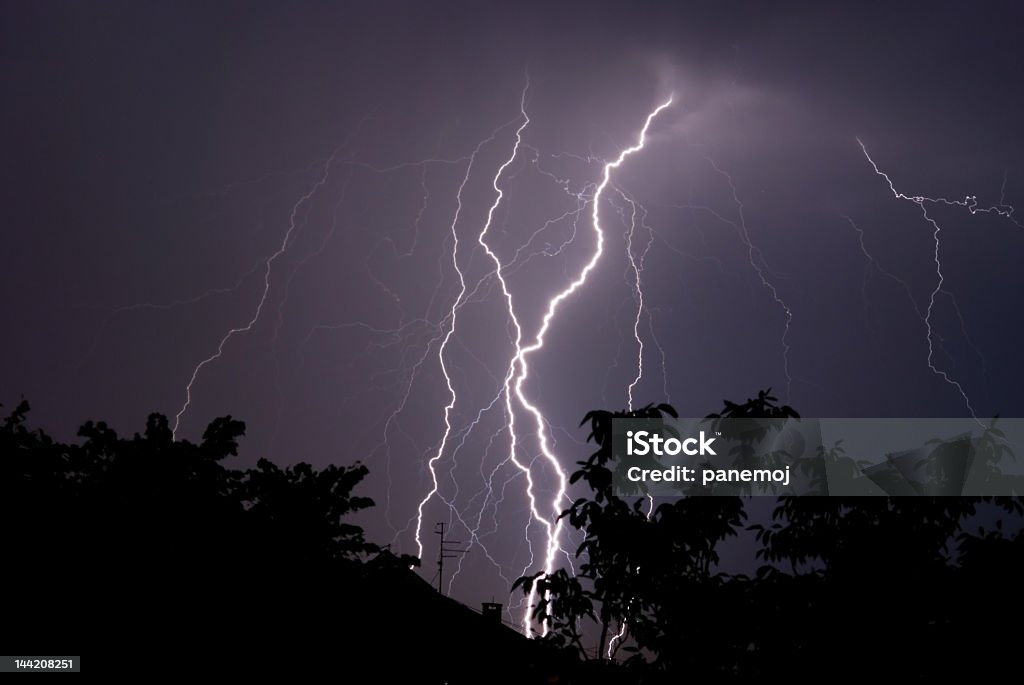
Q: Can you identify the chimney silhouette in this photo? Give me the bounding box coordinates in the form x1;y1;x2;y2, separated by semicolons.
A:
481;602;502;624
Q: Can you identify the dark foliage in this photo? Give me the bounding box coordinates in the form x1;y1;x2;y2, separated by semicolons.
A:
2;400;430;671
6;391;1023;680
516;390;1024;681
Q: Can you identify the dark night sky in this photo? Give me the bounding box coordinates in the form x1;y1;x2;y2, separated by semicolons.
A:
3;1;1024;621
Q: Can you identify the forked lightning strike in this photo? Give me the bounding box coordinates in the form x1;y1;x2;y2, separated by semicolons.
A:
511;96;673;634
172;151;341;437
857;138;1020;419
408;86;672;635
413;123;514;561
167;80;673;639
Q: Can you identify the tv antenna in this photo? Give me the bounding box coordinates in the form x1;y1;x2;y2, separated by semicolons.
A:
435;522;469;595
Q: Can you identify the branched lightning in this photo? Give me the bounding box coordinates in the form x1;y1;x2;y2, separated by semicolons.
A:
162;81;673;640
407;89;672;635
610;187;661;521
412;119;518;560
508;97;673;634
702;156;795;399
461;81;553;631
172;150;343;437
842;213;990;409
611;187;664;414
856;138;1019;418
80;47;1024;657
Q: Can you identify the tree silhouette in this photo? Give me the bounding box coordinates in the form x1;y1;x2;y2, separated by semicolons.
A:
6;394;1023;680
515;390;1024;680
515;399;750;673
1;399;421;664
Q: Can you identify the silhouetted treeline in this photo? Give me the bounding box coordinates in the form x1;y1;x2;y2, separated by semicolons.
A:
516;391;1024;682
6;394;1024;681
4;399;578;682
2;401;462;674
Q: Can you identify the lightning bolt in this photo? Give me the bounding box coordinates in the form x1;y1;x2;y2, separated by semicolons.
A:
509;96;673;634
300;108;571;592
621;190;647;412
444;156;598;617
421;79;543;616
856;138;1019;418
842;213;990;411
171;81;672;636
411;86;672;634
610;187;661;519
607;617;629;659
842;213;926;325
610;187;670;407
172;149;343;437
654;160;796;402
607;189;656;648
412;113;522;560
702;155;795;400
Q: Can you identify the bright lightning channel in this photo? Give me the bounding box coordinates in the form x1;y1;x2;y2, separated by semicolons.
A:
412;119;520;561
510;96;674;635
